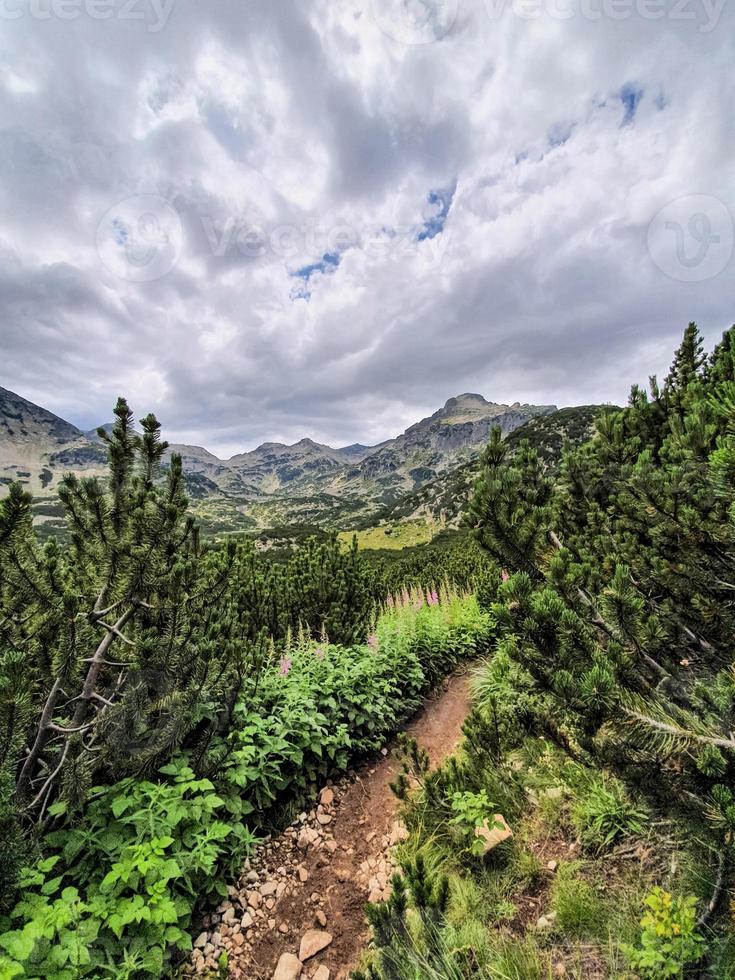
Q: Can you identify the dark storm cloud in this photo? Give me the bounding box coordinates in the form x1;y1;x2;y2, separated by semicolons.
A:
0;0;733;455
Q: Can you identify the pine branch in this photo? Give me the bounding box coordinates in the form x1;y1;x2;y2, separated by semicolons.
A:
71;605;135;728
622;706;735;752
16;677;63;803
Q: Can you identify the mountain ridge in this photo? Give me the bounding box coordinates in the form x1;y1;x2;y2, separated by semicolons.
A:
0;386;559;535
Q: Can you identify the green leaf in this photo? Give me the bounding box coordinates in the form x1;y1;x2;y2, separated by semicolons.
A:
0;930;36;961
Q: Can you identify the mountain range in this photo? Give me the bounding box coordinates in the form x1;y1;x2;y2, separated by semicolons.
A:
0;385;593;538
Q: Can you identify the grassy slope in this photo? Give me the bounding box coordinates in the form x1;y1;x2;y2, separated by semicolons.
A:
356;680;728;979
367;405;607;531
338;520;436;551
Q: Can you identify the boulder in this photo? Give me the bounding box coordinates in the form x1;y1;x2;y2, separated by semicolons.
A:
536;911;558;930
299;930;333;961
273;952;302;980
474;815;513;856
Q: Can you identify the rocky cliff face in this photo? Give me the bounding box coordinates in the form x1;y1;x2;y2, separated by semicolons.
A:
0;387;98;497
347;395;555;488
0;387;558;533
0;386;82;449
377;405;606;528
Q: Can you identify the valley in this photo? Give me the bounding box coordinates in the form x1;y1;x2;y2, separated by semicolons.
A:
2;325;735;980
1;387;605;544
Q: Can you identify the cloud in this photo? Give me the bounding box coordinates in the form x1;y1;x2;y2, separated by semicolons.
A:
0;0;733;455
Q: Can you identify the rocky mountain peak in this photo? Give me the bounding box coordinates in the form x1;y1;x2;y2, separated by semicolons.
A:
443;393;491;410
0;386;83;446
0;384;561;533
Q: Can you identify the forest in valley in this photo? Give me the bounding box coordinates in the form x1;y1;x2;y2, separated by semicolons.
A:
1;321;735;980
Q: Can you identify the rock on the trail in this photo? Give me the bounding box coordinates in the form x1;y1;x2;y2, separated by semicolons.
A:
299;930;333;961
298;828;318;849
536;911;557;930
319;787;334;806
313;967;331;980
474;815;513;856
273;952;302;979
315;909;327;927
389;822;409;845
193;932;207;949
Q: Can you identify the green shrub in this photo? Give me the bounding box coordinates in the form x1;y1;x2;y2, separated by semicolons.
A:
625;887;705;978
537;788;566;830
0;759;257;979
486;935;543;980
449;790;504;856
550;864;606;938
504;848;544;892
0;593;490;978
710;934;735;979
571;774;646;853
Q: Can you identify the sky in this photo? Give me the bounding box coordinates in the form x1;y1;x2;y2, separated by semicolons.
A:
0;0;733;456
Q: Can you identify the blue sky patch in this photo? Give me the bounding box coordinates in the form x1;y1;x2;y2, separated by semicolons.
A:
619;83;644;126
548;122;575;148
417;182;456;241
293;251;340;281
290;251;341;301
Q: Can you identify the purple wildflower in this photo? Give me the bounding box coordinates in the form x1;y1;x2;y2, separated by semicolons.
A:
367;633;378;649
279;656;292;676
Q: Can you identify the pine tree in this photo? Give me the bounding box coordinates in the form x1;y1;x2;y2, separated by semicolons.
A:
466;427;553;580
0;399;244;823
468;323;735;856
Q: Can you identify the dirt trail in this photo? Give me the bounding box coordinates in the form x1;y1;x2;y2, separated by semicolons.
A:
193;668;472;980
